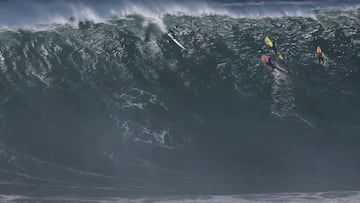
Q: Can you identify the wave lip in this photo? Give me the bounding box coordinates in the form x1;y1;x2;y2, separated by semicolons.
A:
1;0;360;28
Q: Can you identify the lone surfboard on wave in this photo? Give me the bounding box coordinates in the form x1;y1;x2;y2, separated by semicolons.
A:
168;33;186;50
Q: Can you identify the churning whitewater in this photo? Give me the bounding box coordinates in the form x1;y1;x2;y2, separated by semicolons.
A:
0;0;360;202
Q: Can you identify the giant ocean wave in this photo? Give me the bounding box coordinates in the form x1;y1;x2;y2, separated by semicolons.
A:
0;0;360;201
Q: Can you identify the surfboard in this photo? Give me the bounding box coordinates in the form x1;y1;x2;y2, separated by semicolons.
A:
265;36;273;48
275;66;287;73
316;46;322;54
168;33;186;50
315;46;328;66
262;54;286;73
262;54;269;63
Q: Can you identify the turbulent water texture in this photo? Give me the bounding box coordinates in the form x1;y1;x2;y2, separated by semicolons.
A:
0;0;360;201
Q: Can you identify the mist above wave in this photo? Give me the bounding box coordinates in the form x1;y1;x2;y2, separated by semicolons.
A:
0;0;359;29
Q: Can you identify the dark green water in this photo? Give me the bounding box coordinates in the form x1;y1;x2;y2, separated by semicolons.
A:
0;3;360;201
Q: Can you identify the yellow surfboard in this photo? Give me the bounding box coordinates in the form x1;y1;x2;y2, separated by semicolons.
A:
316;46;322;54
265;36;273;48
316;46;326;58
278;54;284;60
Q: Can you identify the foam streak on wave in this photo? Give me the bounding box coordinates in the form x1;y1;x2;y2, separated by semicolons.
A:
271;71;295;118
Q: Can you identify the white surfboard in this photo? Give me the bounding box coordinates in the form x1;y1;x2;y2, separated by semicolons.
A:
168;33;186;50
272;63;287;74
275;66;287;73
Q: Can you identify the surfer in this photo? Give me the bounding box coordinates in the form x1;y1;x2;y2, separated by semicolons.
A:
262;54;284;73
168;25;179;37
316;46;325;65
272;40;278;55
167;25;186;50
265;36;283;60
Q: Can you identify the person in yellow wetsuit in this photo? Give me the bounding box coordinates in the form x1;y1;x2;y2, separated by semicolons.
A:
317;46;325;65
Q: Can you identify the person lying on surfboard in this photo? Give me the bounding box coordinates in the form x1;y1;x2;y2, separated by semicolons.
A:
261;54;284;73
168;25;179;37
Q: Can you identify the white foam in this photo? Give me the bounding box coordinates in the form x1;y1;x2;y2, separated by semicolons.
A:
1;1;359;30
271;68;296;118
0;52;6;73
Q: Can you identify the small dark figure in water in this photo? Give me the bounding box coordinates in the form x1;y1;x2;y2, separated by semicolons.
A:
272;40;278;55
69;16;76;22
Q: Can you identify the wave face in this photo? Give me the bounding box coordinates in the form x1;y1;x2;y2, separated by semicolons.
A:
0;0;360;199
